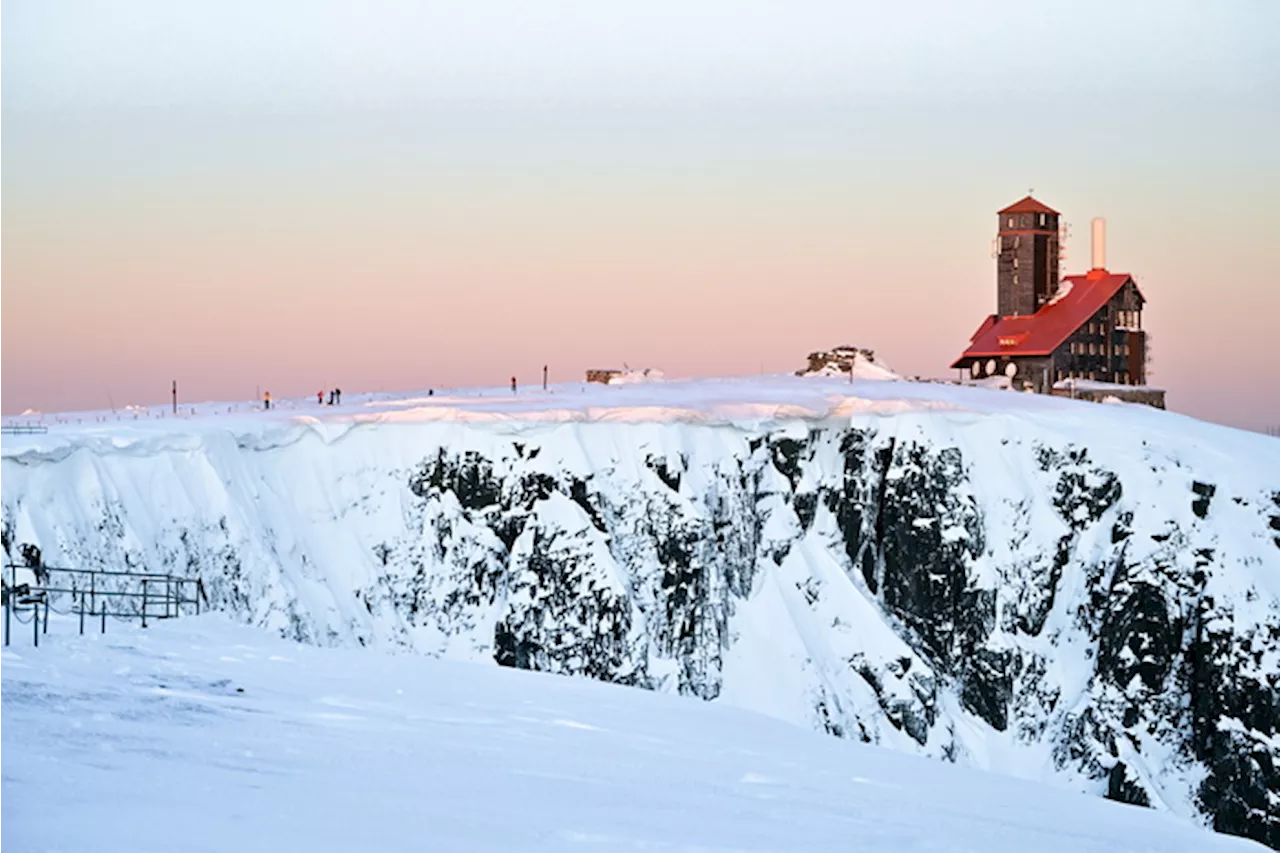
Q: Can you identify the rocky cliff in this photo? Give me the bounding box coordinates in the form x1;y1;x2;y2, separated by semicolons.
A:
3;380;1277;845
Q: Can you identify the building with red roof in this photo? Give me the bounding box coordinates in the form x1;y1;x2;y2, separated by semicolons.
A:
951;197;1156;403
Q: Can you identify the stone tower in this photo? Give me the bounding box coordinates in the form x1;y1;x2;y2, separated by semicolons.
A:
996;196;1060;317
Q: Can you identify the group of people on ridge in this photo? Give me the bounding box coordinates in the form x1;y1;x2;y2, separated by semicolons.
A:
260;388;341;411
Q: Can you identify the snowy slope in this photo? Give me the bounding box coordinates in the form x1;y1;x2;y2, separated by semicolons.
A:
0;615;1260;852
3;375;1279;845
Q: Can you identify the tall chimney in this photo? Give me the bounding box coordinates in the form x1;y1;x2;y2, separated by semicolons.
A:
1091;217;1106;270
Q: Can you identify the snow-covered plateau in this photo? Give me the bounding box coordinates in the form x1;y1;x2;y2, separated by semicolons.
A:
3;375;1279;847
1;615;1257;852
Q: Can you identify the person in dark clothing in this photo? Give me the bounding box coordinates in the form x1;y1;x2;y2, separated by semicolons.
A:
317;390;323;405
328;390;334;405
335;388;341;405
511;376;517;394
263;391;271;411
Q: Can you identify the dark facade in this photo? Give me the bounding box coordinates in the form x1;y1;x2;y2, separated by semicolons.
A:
1047;281;1147;386
996;199;1061;317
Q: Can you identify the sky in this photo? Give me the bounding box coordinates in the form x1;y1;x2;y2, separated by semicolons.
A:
3;1;1279;429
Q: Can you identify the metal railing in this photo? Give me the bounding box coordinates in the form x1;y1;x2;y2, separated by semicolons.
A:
1;424;48;435
2;564;207;647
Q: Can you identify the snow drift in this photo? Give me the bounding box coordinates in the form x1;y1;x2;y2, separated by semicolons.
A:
3;376;1278;846
2;615;1255;852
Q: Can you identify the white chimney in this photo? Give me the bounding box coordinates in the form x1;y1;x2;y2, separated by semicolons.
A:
1091;217;1106;270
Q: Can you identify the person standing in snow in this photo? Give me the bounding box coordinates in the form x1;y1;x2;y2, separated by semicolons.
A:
263;391;271;411
335;387;341;405
511;376;517;394
317;390;323;405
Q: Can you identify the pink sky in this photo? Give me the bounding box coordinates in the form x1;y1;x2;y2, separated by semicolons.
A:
4;3;1279;430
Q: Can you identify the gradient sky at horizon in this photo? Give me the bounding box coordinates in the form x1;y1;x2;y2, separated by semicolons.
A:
4;1;1279;429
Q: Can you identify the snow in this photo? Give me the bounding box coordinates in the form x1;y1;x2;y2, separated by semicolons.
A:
605;367;665;384
0;615;1256;853
0;373;1223;460
1053;378;1164;392
3;372;1278;843
1046;279;1075;306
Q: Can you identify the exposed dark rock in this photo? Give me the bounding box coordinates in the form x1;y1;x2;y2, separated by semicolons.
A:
1098;579;1177;691
1107;761;1152;807
645;455;682;492
961;647;1013;732
1191;481;1216;519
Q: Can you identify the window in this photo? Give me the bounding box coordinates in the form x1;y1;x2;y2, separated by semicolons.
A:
1089;342;1097;355
1008;217;1014;228
1038;214;1045;227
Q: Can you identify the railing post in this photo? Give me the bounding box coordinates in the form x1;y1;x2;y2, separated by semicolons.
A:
90;571;96;620
5;558;13;645
141;579;148;628
101;600;107;633
78;585;85;635
33;599;39;647
43;595;49;634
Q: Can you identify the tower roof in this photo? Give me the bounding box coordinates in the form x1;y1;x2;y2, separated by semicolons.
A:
998;196;1059;216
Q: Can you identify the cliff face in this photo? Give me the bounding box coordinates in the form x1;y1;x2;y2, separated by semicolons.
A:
3;388;1277;845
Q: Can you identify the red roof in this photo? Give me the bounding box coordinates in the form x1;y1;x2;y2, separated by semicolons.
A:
998;196;1059;216
951;270;1137;366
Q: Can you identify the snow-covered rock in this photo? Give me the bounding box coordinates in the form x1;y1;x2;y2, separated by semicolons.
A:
796;345;899;381
3;376;1278;846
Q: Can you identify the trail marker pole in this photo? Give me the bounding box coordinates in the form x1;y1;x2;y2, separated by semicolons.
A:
543;365;548;391
172;380;178;415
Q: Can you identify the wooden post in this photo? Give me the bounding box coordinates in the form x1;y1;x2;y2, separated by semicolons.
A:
542;365;548;391
172;380;178;415
141;579;148;628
